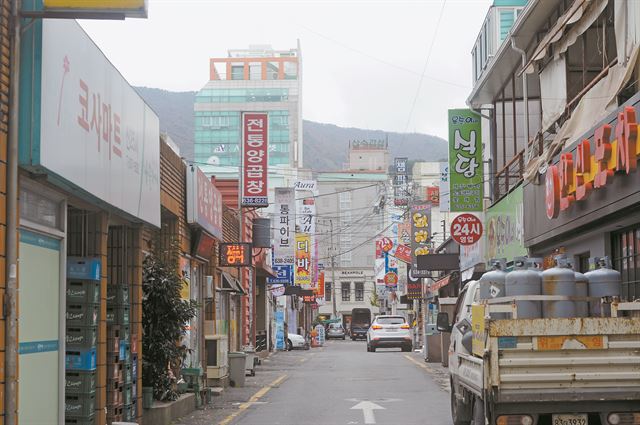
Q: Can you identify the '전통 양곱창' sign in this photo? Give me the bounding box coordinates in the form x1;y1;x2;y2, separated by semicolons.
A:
241;113;268;207
448;109;483;212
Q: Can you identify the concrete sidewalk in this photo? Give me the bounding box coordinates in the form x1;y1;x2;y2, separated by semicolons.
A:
172;347;316;425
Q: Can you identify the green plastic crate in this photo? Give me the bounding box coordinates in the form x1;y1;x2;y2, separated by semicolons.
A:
106;284;130;305
66;326;97;349
66;280;100;304
106;305;130;325
65;370;96;394
65;392;96;418
66;303;99;326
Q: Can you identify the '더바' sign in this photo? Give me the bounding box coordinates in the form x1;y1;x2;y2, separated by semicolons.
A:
242;113;268;207
451;214;483;246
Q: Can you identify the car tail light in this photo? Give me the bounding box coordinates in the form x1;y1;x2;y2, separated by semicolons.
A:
496;415;534;425
400;324;410;329
608;413;640;425
371;325;382;330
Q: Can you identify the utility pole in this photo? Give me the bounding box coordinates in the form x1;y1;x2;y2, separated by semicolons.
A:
6;1;21;423
330;219;338;319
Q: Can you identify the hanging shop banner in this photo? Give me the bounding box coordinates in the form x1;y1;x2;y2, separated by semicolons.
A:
180;257;191;300
394;244;412;264
393;157;409;206
275;310;285;350
295;233;312;288
486;184;527;260
448;109;483;212
273;188;295;265
410;202;432;269
439;162;450;213
186;166;223;240
398;220;411;246
241;112;268;207
315;272;325;298
375;258;385;284
20;19;160;227
219;243;252;267
43;0;148;18
296;197;316;234
267;264;293;285
406;267;422;300
427;186;440;206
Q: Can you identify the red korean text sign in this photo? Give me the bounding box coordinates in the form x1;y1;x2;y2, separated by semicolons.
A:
219;243;252;267
242;113;269;207
545;105;640;219
451;214;483;246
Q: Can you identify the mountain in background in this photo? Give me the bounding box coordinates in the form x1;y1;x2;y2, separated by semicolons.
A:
135;87;448;170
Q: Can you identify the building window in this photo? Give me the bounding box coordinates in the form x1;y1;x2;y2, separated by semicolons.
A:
612;226;640;301
325;282;332;302
231;64;244;80
355;282;364;302
341;282;351;302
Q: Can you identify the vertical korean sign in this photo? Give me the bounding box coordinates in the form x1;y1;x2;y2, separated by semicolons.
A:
295;234;312;288
393;157;409;206
410;202;431;270
439;162;450;213
241;113;268;207
272;188;295;284
448;109;483;212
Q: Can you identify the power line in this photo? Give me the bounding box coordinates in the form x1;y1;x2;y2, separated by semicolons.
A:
403;0;448;135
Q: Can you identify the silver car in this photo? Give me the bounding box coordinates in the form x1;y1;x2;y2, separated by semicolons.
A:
326;323;346;340
366;315;412;352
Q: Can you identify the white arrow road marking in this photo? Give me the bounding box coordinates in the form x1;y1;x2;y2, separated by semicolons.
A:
351;401;385;424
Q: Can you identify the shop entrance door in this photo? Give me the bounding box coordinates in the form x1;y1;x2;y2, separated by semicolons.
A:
18;230;62;425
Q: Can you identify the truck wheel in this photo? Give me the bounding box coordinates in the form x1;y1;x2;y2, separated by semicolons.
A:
471;396;484;425
451;387;472;425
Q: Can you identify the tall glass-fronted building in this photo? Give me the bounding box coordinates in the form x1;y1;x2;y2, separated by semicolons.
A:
194;44;303;179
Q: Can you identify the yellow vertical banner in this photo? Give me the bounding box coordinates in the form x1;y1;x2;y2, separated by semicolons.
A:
472;304;486;356
180;257;191;300
295;233;311;288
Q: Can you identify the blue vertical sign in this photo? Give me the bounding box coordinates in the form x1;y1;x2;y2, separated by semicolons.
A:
275;311;285;350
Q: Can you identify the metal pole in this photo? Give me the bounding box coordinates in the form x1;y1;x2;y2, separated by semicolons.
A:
330;219;337;319
6;0;21;422
511;39;530;162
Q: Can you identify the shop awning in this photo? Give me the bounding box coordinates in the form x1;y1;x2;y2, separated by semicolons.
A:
220;272;245;295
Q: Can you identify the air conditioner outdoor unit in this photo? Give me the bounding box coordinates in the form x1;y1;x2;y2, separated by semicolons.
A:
205;335;229;380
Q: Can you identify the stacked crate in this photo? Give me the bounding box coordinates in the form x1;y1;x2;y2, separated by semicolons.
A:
65;279;99;425
106;284;131;423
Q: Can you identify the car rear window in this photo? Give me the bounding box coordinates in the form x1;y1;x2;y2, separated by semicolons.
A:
376;317;405;325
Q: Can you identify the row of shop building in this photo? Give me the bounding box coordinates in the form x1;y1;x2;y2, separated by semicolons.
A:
424;0;640;342
0;13;311;425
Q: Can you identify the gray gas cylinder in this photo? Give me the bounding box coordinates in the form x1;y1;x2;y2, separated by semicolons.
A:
505;257;541;318
541;256;576;318
573;270;589;318
479;259;507;319
585;256;621;317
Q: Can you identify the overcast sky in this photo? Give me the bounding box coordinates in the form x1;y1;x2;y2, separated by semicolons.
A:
80;0;493;139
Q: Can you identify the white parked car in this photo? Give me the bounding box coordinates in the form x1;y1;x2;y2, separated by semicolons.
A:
287;333;309;350
366;315;412;352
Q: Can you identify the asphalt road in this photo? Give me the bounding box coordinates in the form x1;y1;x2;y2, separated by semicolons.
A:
179;339;453;425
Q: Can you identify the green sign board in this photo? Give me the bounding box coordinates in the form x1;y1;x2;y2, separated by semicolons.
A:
448;109;483;212
485;184;527;260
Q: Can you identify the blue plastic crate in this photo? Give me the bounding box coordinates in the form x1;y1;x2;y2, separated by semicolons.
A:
119;340;130;362
67;257;101;281
66;348;97;371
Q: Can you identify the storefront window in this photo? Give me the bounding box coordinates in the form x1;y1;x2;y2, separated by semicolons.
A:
612;226;640;301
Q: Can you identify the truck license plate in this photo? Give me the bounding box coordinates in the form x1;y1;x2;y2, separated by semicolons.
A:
552;414;588;425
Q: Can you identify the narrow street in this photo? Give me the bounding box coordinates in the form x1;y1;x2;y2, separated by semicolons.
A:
177;340;452;425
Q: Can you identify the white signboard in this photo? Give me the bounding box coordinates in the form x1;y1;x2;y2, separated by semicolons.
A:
273;188;295;265
439;162;450;213
294;180;318;195
38;20;160;226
